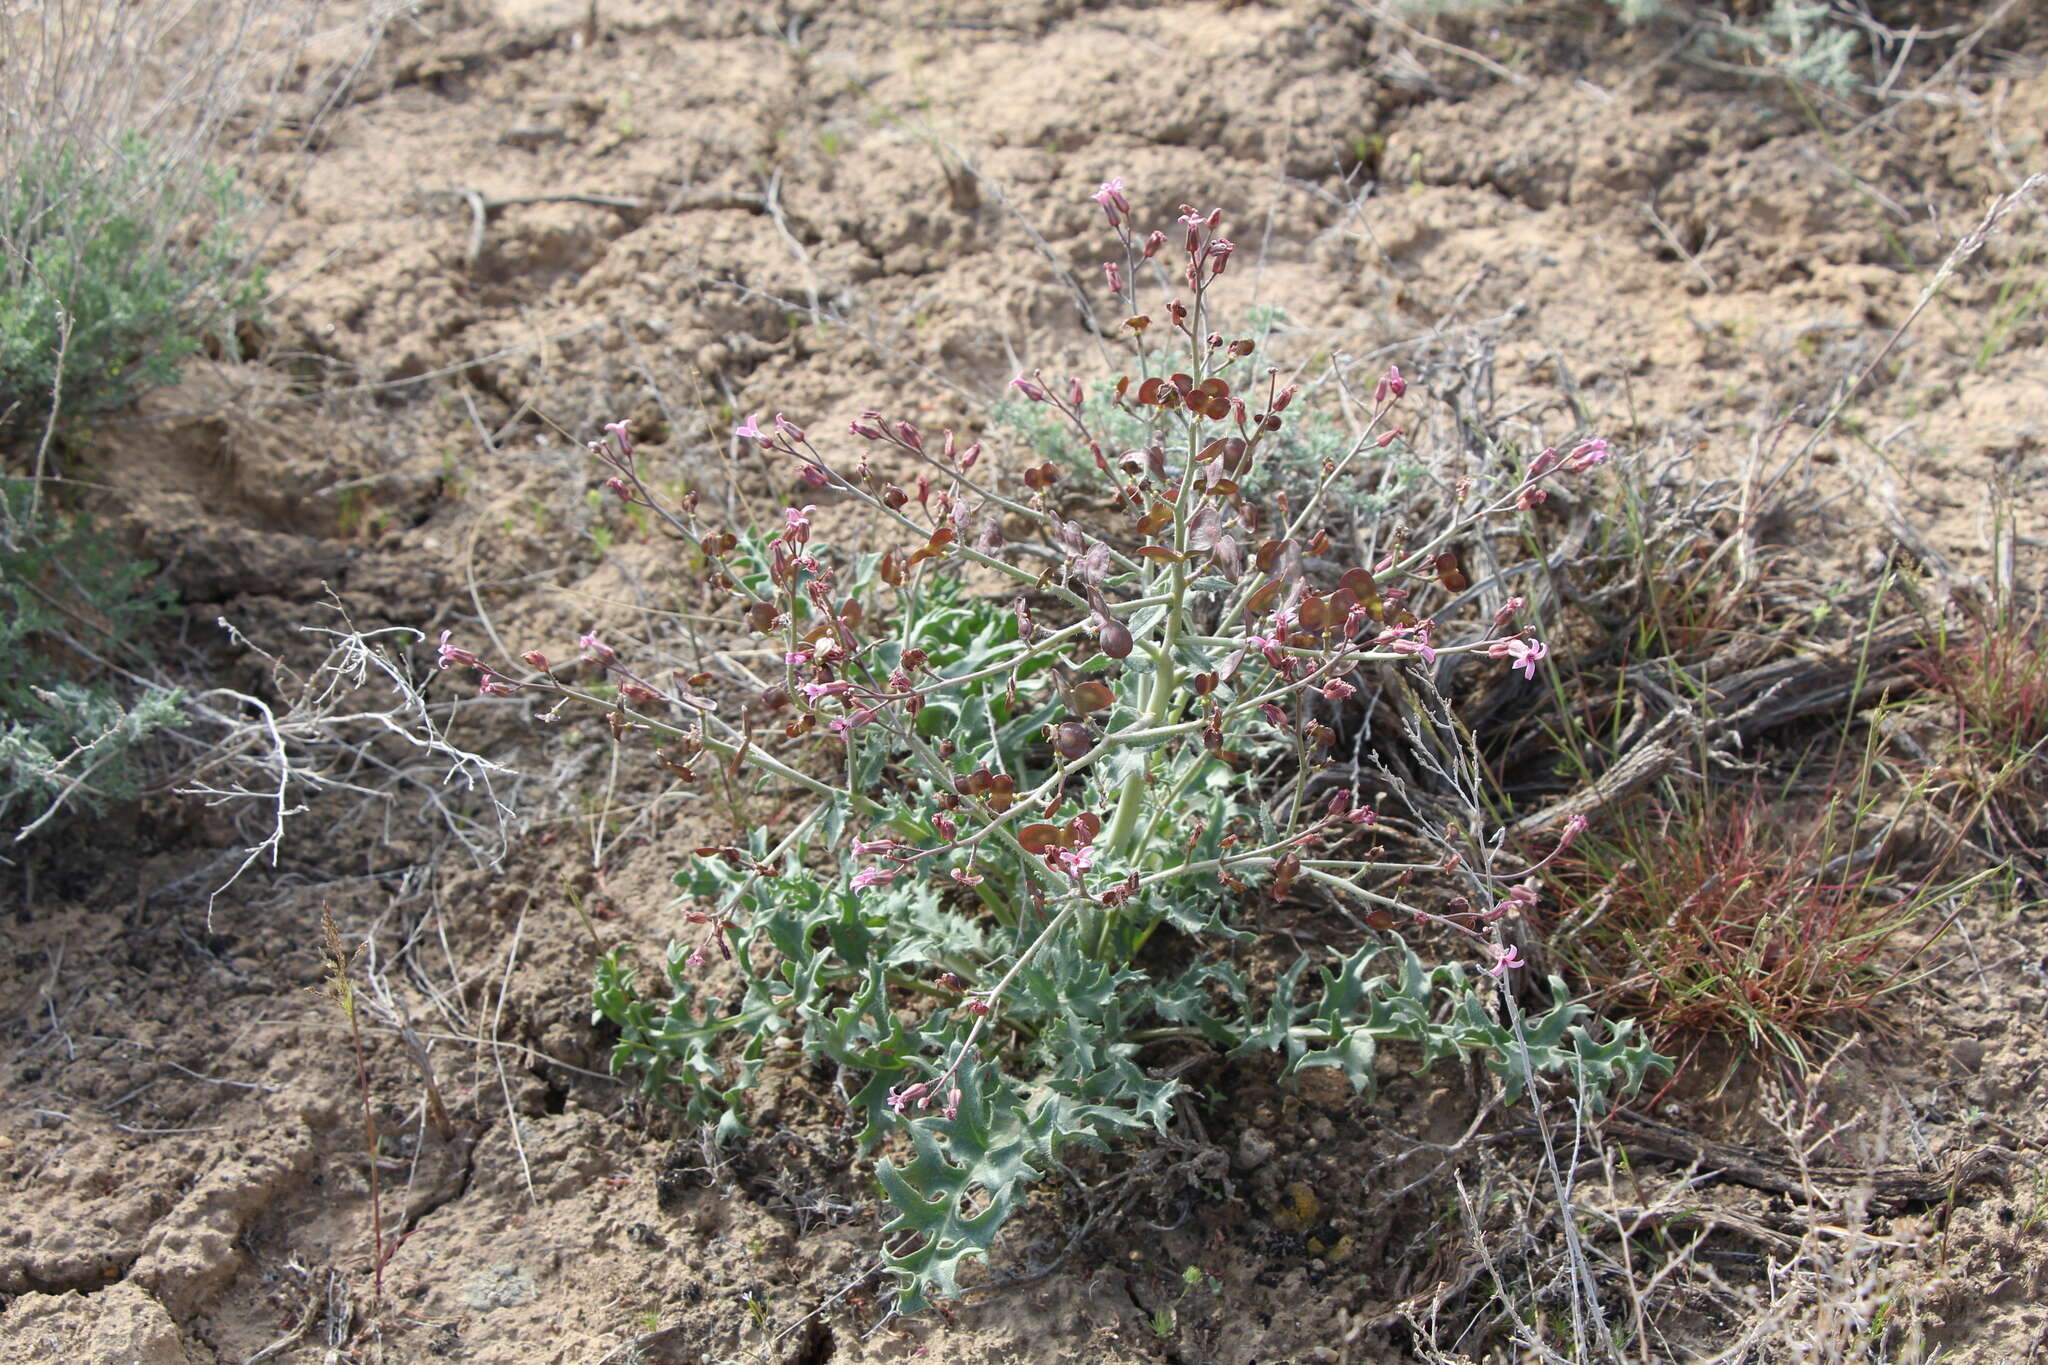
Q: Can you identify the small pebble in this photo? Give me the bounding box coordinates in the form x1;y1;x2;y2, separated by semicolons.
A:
1236;1126;1275;1171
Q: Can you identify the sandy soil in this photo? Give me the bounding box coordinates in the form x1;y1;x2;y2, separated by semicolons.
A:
5;2;2047;1362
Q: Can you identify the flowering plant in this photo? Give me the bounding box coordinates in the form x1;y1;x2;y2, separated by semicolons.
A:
440;182;1661;1312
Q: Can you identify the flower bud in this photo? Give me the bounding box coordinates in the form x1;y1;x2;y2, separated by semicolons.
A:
1104;261;1123;294
521;650;550;671
1143;229;1166;260
1011;375;1047;403
894;420;923;450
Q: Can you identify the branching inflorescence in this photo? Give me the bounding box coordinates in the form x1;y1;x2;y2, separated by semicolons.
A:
437;181;1665;1313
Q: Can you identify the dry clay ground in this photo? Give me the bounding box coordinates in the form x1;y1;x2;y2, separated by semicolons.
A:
5;1;2048;1362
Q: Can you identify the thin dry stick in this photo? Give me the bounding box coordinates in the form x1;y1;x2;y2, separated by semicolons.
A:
490;893;538;1204
1358;1;1535;89
319;908;385;1312
1793;172;2047;467
22;307;69;525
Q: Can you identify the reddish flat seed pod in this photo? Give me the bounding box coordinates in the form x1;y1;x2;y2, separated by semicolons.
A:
1018;823;1063;854
1072;681;1115;712
1054;722;1093;761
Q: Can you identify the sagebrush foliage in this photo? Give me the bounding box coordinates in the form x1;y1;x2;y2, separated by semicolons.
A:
0;480;181;827
0;133;263;433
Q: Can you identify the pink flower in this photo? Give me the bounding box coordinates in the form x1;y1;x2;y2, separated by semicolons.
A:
1557;813;1588;850
1320;679;1357;702
886;1081;928;1114
1246;634;1288;669
436;630;481;671
1564;438;1611;472
578;633;617;664
802;680;853;701
603;419;634;456
851;866;899;890
851;836;901;856
1374;365;1406;403
1484;885;1538;923
1389;638;1437;666
1484;943;1526;979
1494;596;1525;626
781;504;815;547
827;706;879;734
734;412;768;446
1489;637;1548;680
1206;238;1235;277
1092;177;1130;226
